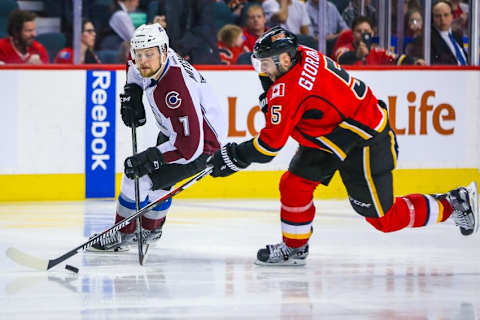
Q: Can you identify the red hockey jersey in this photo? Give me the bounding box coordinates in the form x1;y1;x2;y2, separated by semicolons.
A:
253;46;388;162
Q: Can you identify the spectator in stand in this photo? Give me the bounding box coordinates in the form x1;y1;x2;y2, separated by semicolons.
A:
228;0;248;24
451;0;469;35
110;0;139;41
158;0;220;64
404;8;424;59
99;0;139;50
218;24;249;64
405;8;423;38
330;0;350;14
334;15;425;65
263;0;311;35
0;10;49;64
391;0;422;36
55;20;101;64
307;0;348;56
431;0;468;65
243;4;268;51
342;0;377;30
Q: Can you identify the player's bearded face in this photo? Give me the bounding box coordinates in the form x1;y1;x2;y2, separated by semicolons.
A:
252;56;281;81
135;47;163;78
252;53;291;81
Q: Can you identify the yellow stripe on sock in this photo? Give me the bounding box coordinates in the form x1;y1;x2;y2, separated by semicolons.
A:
436;199;444;223
282;230;313;240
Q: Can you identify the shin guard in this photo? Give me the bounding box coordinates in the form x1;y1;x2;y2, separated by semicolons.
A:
280;172;319;248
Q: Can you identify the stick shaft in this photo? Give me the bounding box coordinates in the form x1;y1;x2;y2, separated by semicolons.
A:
131;125;144;265
44;167;212;270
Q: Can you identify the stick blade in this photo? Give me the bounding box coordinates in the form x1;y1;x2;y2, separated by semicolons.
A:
6;247;49;271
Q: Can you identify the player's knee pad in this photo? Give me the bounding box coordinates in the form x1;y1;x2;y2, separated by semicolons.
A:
349;197;382;218
119;174;152;201
116;193;149;219
279;171;319;205
146;196;172;218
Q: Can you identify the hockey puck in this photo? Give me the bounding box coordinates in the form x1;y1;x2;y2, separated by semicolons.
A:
65;264;79;274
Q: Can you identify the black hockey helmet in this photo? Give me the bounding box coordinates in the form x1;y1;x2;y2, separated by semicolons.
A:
251;27;298;77
253;26;298;60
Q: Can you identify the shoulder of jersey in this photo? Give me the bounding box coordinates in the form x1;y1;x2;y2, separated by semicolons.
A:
295;47;325;92
169;53;206;83
267;48;323;103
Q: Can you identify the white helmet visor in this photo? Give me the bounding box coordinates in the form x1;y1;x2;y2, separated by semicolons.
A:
251;54;277;75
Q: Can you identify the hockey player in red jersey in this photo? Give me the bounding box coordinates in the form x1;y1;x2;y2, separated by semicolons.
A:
88;24;225;252
208;27;478;266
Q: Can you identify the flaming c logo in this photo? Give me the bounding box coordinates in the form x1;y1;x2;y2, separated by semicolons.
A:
271;33;285;42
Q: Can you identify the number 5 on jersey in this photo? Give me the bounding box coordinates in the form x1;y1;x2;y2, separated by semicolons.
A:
271;105;282;124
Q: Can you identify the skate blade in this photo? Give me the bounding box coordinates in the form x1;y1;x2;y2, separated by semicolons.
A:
254;259;306;266
466;181;479;234
85;246;130;253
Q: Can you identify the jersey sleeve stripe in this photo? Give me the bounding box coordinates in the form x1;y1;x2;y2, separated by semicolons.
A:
253;136;280;157
316;136;347;161
236;138;277;164
339;122;373;140
388;130;397;168
374;104;388;132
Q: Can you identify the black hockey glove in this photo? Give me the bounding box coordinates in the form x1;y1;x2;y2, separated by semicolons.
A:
207;143;250;177
120;83;146;128
124;147;165;179
259;92;268;114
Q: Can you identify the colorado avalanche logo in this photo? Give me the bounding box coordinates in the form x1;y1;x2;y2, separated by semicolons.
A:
165;91;182;109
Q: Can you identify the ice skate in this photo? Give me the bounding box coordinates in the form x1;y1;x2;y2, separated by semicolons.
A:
447;182;479;236
143;218;165;246
255;242;309;266
143;227;163;245
85;231;130;252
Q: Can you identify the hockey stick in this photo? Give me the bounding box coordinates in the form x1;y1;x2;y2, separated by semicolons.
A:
131;124;145;266
6;166;213;271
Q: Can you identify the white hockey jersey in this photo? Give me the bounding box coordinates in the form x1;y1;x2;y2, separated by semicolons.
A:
126;48;226;164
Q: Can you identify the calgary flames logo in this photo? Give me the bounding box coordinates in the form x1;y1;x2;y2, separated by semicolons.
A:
165;91;182;109
271;33;285;42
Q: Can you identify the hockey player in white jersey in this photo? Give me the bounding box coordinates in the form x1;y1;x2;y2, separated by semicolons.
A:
88;23;226;252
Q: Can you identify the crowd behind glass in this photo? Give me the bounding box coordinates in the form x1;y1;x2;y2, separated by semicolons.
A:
0;0;477;66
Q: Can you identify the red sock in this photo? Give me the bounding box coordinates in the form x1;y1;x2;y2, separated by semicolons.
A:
279;172;319;248
366;194;453;232
115;213;136;234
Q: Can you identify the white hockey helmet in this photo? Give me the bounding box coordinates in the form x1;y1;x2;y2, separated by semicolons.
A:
130;23;169;61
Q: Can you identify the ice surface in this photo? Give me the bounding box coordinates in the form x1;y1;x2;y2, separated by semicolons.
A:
0;199;479;319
